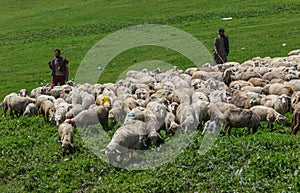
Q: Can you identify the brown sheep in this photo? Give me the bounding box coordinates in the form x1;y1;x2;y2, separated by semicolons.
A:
39;100;56;123
291;103;300;135
248;78;269;87
58;123;74;156
223;107;260;135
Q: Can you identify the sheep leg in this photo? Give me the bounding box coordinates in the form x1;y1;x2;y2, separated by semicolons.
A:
292;112;300;135
227;127;232;135
9;108;14;120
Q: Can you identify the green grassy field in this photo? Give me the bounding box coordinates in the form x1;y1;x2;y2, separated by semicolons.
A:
0;0;300;192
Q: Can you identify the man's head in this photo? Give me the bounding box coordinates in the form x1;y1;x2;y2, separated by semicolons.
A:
54;49;61;58
219;28;225;36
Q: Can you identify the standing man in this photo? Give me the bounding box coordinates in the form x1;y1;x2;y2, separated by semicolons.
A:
214;28;229;65
48;49;69;87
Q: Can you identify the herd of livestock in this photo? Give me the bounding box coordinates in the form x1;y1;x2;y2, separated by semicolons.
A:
1;49;300;165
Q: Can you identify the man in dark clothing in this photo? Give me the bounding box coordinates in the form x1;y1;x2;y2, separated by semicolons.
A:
214;28;229;65
48;49;69;87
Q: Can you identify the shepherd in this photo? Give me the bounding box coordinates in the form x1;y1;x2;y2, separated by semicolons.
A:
48;49;69;87
214;28;229;65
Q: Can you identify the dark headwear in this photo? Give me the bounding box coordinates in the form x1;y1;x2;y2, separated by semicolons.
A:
54;49;61;53
219;28;225;32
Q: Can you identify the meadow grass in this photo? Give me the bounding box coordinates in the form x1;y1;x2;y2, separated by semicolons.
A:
0;0;300;192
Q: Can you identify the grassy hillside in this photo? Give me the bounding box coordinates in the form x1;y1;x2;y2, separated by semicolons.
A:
0;0;300;192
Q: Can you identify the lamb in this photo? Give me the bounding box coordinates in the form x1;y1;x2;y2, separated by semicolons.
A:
260;94;291;115
39;100;56;123
58;123;74;156
7;95;36;119
65;105;108;129
23;103;38;116
223;107;260;135
250;106;286;131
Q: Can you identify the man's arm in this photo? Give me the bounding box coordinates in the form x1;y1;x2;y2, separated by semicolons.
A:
225;36;229;55
48;59;54;70
214;37;219;55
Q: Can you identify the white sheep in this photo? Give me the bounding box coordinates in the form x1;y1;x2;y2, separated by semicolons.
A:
55;102;73;125
58;123;74;156
23;103;38;116
65;105;108;129
250;105;286;131
260;94;291;114
105;120;145;166
7;95;36;119
2;93;17;119
39;100;56;123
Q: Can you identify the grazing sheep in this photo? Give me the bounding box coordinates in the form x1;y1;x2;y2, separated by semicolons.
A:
23;103;38;116
288;49;300;56
2;93;17;119
223;107;260;135
260;94;291;115
65;105;108;129
108;106;127;124
80;91;95;110
176;102;198;133
165;111;179;133
261;83;294;96
58;123;74;156
248;78;269;87
241;86;263;94
228;90;261;109
105;120;145;166
54;98;66;109
96;95;112;110
229;80;253;90
291;91;300;111
39;100;56;123
65;104;84;119
35;95;56;111
7;96;36;119
55;102;72;125
250;105;286;131
30;87;43;98
291;103;300;135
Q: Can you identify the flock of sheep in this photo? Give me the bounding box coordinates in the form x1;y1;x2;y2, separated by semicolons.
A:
1;49;300;166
